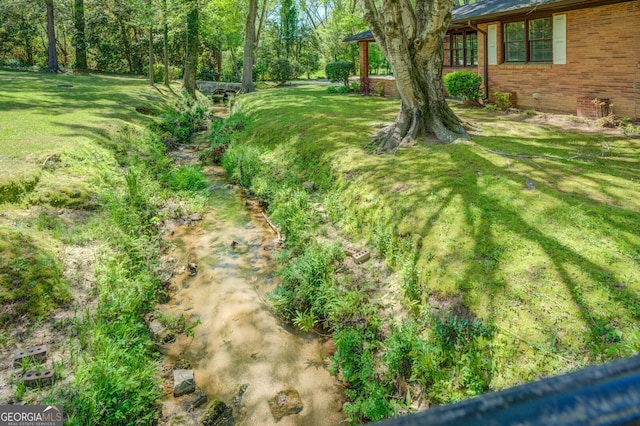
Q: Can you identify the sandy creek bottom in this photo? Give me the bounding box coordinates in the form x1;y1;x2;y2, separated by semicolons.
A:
160;151;345;425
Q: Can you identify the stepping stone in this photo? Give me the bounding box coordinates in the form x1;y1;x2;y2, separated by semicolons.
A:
352;249;371;264
174;369;196;397
13;345;47;367
23;369;54;388
268;389;303;421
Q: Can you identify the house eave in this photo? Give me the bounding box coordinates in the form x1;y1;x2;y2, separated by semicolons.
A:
450;0;631;26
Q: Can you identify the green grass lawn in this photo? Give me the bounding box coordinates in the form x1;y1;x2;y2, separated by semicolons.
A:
0;71;176;203
232;85;640;392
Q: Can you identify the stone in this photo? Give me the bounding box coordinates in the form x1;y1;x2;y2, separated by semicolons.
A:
149;319;175;344
525;178;536;190
303;181;315;191
173;370;196;397
201;400;233;426
180;389;207;411
188;263;198;277
268;389;303;421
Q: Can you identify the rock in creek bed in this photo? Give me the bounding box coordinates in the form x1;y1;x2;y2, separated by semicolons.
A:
268;389;304;421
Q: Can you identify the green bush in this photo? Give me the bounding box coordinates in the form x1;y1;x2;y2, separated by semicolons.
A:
493;91;513;111
270;59;294;85
326;86;337;94
349;81;360;92
325;61;354;86
337;86;350;94
443;71;483;103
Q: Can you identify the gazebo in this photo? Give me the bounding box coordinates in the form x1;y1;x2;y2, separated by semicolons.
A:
343;30;398;96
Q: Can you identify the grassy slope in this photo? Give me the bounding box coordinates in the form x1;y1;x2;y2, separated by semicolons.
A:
0;70;187;420
233;85;640;390
0;71;171;203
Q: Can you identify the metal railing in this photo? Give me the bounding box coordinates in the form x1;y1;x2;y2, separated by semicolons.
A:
374;355;640;426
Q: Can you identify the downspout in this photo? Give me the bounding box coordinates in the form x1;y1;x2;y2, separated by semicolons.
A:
468;20;489;102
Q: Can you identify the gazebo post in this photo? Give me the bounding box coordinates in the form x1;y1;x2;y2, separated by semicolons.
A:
358;41;370;93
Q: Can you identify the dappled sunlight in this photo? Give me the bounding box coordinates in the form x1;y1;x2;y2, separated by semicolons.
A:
233;84;640;401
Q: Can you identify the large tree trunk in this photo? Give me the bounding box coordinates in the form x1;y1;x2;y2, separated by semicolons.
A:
183;1;199;97
360;0;468;153
240;0;258;94
163;0;170;86
149;26;154;85
74;0;87;70
46;0;58;73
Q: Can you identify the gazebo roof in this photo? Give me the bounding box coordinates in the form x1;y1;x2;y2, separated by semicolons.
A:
343;30;374;43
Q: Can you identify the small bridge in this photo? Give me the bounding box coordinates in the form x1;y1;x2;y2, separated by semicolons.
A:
196;81;241;101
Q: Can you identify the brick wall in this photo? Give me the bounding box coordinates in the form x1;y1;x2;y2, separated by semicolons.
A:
476;1;640;118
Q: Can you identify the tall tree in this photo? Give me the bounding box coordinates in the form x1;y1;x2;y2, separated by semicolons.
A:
360;0;468;152
73;0;87;69
148;0;154;85
162;0;170;86
46;0;58;72
240;0;257;93
183;0;199;96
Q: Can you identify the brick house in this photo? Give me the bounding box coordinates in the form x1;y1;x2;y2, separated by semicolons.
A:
345;0;640;119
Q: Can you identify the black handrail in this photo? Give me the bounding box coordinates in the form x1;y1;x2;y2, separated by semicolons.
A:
373;355;640;426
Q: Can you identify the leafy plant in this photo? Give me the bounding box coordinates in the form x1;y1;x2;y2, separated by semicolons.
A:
349;81;360;92
443;71;483;103
493;91;513;111
325;61;354;86
326;86;337;94
337;86;350;94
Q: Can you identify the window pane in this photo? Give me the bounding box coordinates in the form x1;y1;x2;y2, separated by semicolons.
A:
530;40;552;61
505;22;525;41
466;32;478;66
505;42;526;61
452;49;464;66
529;17;552;40
453;34;464;49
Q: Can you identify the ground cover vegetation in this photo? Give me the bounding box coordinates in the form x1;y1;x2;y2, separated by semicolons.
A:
207;84;640;423
0;70;209;421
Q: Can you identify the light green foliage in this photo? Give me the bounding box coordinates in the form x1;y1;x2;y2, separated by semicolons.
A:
493;91;513;111
221;143;262;188
164;165;208;193
444;71;483;102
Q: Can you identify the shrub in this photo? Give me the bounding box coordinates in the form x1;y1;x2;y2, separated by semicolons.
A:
325;61;354;86
270;59;294;85
349;81;360;92
326;86;338;94
443;71;483;103
376;81;385;97
493;91;513;111
150;63;182;83
337;86;350;94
